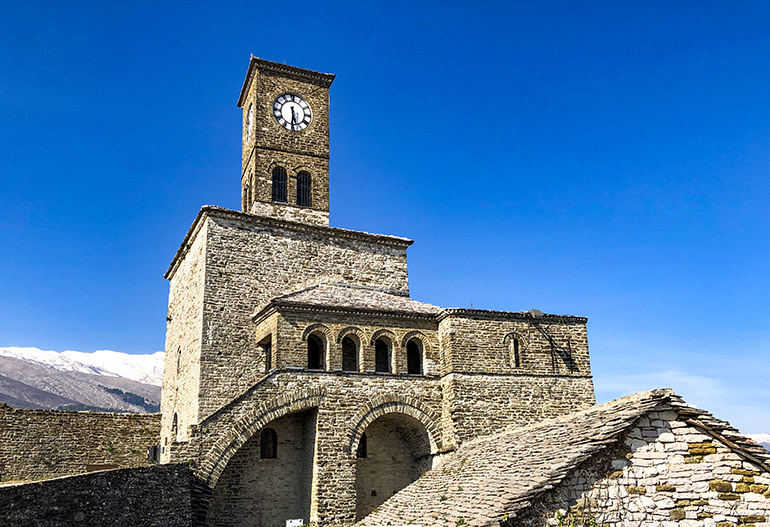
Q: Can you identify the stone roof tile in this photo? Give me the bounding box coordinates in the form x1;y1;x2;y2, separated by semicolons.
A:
357;389;770;527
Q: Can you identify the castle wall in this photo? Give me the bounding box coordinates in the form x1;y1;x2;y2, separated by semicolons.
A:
523;413;770;527
0;403;159;483
438;311;594;445
191;210;411;420
0;464;193;527
161;219;207;450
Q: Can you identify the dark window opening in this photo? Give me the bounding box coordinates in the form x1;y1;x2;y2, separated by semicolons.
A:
272;166;287;203
171;413;178;441
375;339;391;373
260;337;272;373
342;336;358;372
260;428;278;459
406;340;422;374
356;432;367;458
308;334;324;370
513;338;520;368
297;171;311;207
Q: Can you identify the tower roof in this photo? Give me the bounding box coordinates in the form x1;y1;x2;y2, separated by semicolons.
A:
237;56;336;108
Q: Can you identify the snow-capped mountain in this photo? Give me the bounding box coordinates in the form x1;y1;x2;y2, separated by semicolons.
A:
0;347;164;385
748;433;770;451
0;347;164;413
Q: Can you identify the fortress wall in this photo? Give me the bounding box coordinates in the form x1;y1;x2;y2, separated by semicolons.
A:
0;464;193;527
195;212;411;419
0;404;159;482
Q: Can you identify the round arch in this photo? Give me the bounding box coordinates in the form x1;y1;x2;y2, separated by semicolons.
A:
199;387;325;488
336;326;366;345
401;330;429;351
346;395;443;456
369;329;397;347
301;323;332;343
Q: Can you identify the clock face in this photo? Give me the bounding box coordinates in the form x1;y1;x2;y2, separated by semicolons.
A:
273;93;312;131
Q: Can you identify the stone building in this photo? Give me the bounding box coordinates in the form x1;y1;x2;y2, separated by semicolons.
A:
2;56;767;527
159;57;595;526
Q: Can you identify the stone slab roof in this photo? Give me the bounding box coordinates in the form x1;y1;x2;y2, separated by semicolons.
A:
357;389;770;527
254;282;442;320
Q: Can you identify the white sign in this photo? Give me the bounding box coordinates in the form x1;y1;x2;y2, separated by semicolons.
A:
286;519;304;527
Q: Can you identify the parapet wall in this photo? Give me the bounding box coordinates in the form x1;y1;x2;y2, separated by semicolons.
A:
0;464;194;527
0;403;160;482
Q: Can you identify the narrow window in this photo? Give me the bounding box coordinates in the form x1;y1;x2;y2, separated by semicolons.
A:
375;339;391;373
272;166;287;203
308;334;324;370
171;413;178;442
406;340;422;374
260;428;278;459
341;336;358;372
263;340;272;372
356;432;368;458
246;103;254;143
297;171;311;207
512;339;520;368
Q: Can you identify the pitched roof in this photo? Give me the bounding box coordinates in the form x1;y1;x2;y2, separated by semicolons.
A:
254;282;442;320
357;389;770;527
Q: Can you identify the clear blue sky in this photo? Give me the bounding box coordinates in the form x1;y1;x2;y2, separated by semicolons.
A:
1;2;768;433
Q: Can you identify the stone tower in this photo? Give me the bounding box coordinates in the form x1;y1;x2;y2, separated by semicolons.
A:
160;57;595;527
238;57;335;226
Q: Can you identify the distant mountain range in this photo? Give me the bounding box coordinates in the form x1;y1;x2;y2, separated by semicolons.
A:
747;433;770;451
0;347;163;413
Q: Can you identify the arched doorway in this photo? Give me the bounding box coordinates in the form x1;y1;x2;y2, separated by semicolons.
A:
354;412;433;520
206;409;317;527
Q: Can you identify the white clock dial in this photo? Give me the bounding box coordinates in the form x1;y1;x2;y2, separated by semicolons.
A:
273;93;312;131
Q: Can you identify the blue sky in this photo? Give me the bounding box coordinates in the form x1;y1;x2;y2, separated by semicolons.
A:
1;2;768;434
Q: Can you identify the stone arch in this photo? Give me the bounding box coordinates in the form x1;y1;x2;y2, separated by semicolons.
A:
302;323;332;343
199;387;325;488
401;330;429;352
369;329;397;347
336;326;366;345
346;395;442;456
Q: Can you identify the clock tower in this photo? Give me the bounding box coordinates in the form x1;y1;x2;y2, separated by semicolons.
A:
237;57;336;226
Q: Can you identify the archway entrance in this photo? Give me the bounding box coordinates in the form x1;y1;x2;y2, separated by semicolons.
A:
354;413;433;520
206;409;317;527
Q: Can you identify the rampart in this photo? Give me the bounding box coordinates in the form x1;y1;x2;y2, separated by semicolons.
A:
0;464;194;526
0;403;160;482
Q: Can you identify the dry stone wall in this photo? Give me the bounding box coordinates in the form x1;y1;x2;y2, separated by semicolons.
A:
0;403;159;482
525;412;770;527
0;464;193;527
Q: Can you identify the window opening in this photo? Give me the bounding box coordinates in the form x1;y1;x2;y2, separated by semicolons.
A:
406;340;422;374
272;166;287;203
307;334;324;370
171;413;178;442
374;339;391;373
260;428;278;459
513;338;520;367
297;171;311;207
341;336;358;372
356;432;368;458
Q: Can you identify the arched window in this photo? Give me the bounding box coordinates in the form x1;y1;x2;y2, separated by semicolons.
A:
260;428;278;459
406;339;422;374
171;413;178;442
272;166;287;203
356;432;367;458
341;336;358;372
297;171;311;207
374;338;391;373
307;334;325;370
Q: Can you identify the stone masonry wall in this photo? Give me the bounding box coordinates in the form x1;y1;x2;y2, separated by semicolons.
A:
438;311;594;446
161;219;207;452
0;403;159;482
0;464;193;527
194;211;411;421
524;411;770;527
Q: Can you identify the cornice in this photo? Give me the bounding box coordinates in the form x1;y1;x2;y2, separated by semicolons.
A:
238;56;336;108
164;206;413;281
438;308;587;324
251;302;439;324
